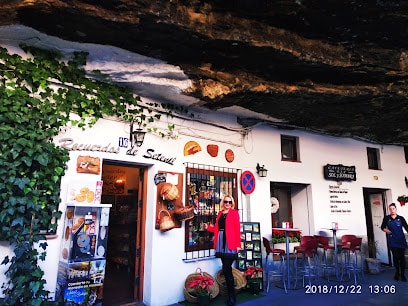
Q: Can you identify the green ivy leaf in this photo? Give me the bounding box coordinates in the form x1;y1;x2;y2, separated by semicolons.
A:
0;42;173;305
14;177;30;189
35;154;49;166
11;218;24;227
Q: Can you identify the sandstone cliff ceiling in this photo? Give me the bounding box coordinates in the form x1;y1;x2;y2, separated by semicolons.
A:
1;0;408;144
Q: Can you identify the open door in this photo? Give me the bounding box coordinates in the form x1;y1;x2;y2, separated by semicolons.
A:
101;161;146;304
134;168;146;300
364;189;389;264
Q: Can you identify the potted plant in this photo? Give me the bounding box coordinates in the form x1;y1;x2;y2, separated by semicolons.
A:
397;195;408;206
243;266;263;295
272;229;286;244
272;229;301;252
186;275;215;305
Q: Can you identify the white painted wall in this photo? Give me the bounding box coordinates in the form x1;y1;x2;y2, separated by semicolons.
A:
2;110;408;305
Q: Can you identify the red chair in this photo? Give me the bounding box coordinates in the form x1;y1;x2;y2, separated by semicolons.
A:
295;239;320;287
262;237;287;293
294;236;315;254
293;236;316;271
315;235;335;280
263;237;285;265
338;234;357;265
340;237;364;284
338;234;357;250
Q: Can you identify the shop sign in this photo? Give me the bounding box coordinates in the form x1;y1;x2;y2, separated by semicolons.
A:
59;138;120;154
324;164;356;181
143;148;176;165
126;145;140;156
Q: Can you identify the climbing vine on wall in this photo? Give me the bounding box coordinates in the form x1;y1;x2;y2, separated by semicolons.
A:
0;44;165;305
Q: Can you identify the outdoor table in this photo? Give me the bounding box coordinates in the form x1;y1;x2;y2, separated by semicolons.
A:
272;227;302;290
322;227;348;280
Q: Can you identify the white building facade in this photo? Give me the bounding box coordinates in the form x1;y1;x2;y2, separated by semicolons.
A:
1;25;408;306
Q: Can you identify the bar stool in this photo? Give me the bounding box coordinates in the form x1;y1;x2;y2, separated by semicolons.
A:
340;237;364;284
294;236;315;254
262;237;287;293
338;234;357;250
315;235;335;280
293;236;315;270
338;234;357;266
295;239;320;287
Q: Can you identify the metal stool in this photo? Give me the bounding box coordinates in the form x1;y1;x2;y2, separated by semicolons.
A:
295;239;320;287
293;236;316;278
263;237;287;293
315;235;335;280
340;237;364;285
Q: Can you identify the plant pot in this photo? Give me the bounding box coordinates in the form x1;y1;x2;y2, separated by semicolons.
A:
273;242;300;253
366;258;381;274
248;278;261;295
196;292;211;306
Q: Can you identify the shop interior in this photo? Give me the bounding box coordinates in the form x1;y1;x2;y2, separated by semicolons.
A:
100;161;142;304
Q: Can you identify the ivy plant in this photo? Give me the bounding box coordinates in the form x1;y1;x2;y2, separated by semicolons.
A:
0;44;165;305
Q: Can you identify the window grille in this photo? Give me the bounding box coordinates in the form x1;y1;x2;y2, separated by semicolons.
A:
183;163;242;261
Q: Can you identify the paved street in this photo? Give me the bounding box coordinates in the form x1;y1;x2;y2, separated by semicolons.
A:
237;266;407;306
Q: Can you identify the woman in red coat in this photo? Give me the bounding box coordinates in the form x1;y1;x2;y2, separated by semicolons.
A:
204;195;241;306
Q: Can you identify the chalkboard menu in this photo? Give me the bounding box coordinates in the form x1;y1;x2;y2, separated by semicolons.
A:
237;222;263;287
323;164;356;181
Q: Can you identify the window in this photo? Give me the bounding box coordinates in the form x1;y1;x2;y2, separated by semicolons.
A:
184;163;241;261
404;146;408;163
367;147;381;170
281;135;299;161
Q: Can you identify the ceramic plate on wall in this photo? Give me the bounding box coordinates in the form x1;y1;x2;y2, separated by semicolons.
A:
99;226;106;240
97;245;105;257
225;149;234;162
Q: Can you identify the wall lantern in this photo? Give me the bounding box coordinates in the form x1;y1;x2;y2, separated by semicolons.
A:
256;163;268;177
130;117;146;147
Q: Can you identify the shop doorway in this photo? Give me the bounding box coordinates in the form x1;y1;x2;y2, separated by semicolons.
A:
101;160;146;304
270;182;312;234
270;185;293;228
363;188;389;264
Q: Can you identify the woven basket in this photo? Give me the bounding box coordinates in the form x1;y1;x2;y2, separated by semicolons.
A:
159;210;175;232
160;182;179;200
173;205;195;222
184;268;219;303
215;268;247;296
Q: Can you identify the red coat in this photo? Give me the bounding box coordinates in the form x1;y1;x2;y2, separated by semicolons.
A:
207;209;241;250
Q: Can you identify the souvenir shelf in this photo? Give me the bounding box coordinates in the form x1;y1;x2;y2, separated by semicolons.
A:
101;194;137;270
185;174;228;251
184;164;239;253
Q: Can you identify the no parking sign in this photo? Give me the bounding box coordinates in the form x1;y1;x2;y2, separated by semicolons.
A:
241;171;256;194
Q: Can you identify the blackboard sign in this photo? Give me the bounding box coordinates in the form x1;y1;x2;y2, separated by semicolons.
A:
324;164;356;181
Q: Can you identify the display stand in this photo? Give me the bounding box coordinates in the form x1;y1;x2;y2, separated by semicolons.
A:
55;203;111;305
237;222;263;289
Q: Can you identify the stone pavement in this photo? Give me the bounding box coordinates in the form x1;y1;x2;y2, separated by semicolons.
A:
236;265;407;306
